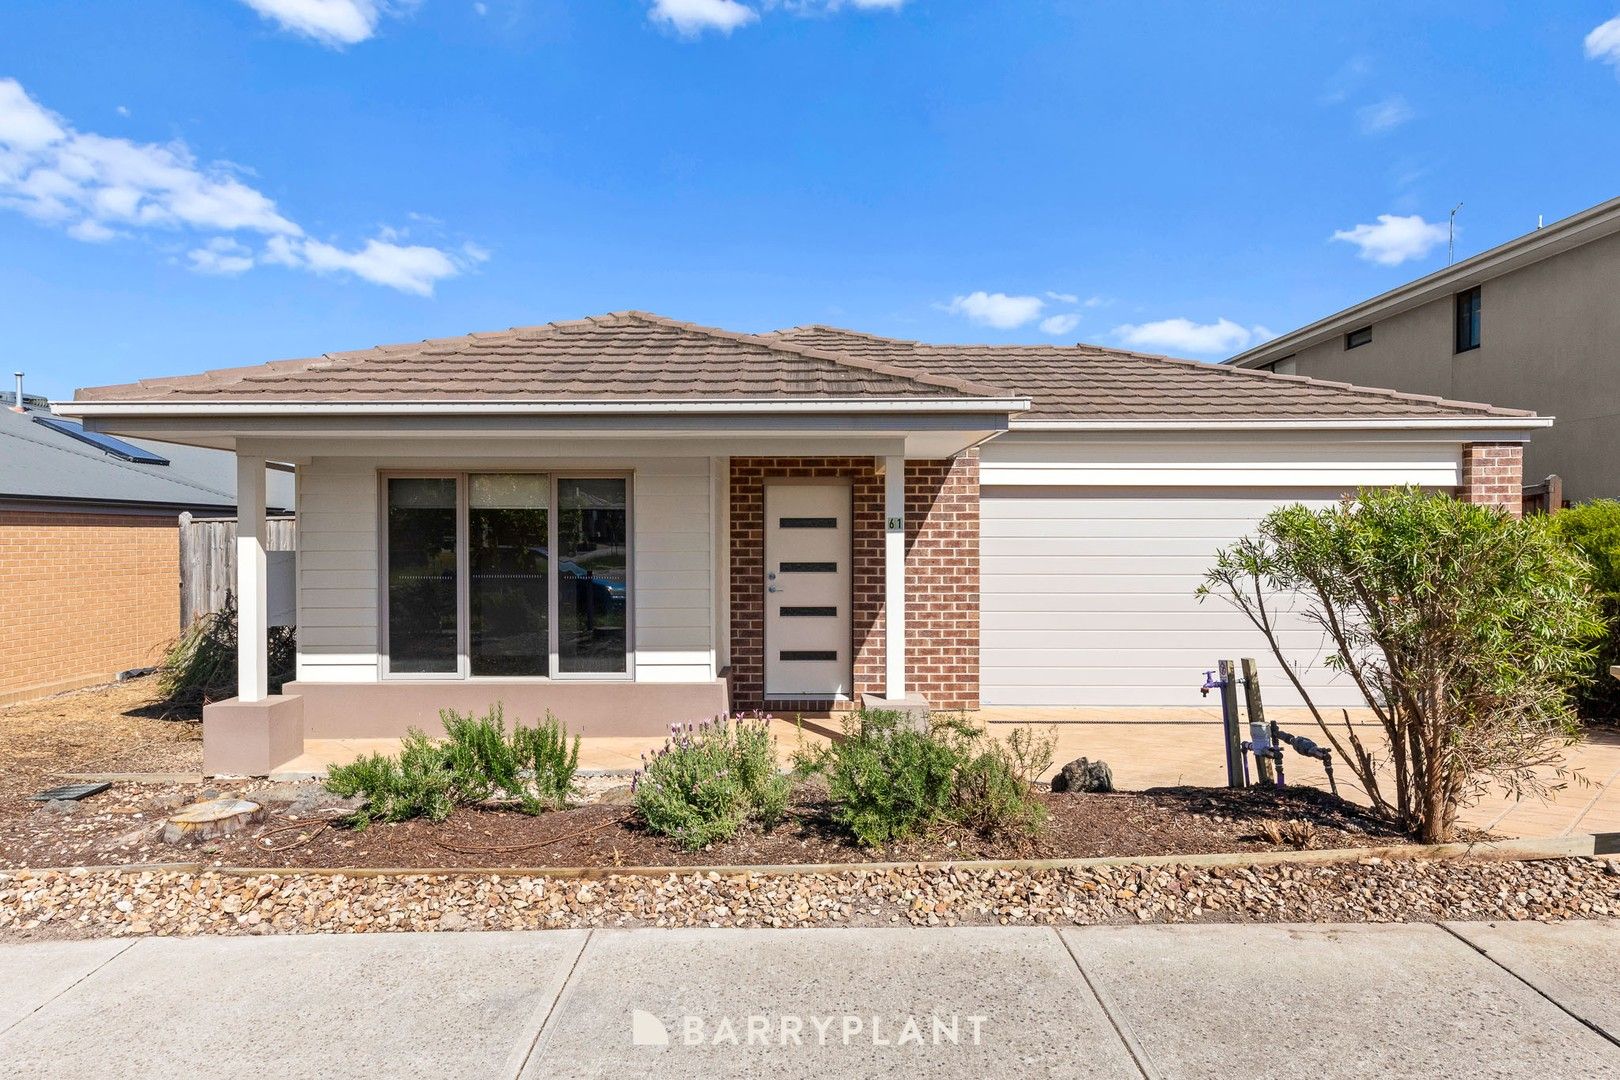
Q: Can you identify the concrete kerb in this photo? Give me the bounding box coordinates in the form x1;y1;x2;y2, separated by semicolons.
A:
0;833;1604;884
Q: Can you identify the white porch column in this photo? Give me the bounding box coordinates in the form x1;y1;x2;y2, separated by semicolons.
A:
236;453;269;703
883;455;906;699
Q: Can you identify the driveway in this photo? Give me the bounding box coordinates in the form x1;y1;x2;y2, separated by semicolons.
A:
1;922;1617;1078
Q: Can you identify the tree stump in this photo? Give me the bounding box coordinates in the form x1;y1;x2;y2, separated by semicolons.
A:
163;798;265;845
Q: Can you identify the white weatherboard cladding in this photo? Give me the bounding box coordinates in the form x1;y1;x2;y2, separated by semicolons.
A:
293;456;715;684
978;433;1465;708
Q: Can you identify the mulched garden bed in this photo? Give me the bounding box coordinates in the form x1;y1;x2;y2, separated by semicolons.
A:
0;776;1423;871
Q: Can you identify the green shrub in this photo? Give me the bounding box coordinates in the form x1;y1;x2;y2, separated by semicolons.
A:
325;730;458;827
1549;499;1620;720
632;713;790;850
324;704;580;827
798;710;1051;847
1201;486;1601;843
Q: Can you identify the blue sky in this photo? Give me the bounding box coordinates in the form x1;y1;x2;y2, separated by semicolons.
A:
4;1;1620;400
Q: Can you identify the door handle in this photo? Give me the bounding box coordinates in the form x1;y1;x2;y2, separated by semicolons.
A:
767;586;779;593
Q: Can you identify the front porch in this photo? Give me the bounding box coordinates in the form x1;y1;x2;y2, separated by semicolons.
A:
206;437;995;776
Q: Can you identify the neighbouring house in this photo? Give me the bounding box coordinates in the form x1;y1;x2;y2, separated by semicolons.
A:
53;311;1544;774
1226;194;1620;504
0;383;293;705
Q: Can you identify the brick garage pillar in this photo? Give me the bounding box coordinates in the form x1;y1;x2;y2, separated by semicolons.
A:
1458;442;1525;517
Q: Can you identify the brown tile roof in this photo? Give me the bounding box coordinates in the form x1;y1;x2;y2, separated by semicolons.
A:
764;325;1536;421
74;312;1016;404
73;310;1536;423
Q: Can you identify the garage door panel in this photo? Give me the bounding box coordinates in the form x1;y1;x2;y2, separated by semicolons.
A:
983;554;1245;577
983;628;1336;650
981;488;1360;708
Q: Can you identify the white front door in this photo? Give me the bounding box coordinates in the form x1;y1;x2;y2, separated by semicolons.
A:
763;483;853;698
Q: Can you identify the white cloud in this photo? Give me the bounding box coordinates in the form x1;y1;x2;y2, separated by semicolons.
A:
1331;213;1448;266
1039;313;1081;336
188;236;257;276
1044;290;1078;304
0;77;477;295
1357;94;1413;134
944;291;1046;330
1586;16;1620;69
1113;317;1269;356
650;0;758;35
238;0;398;46
266;234;472;296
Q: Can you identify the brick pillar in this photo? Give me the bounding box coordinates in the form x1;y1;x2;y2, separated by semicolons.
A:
1459;442;1524;517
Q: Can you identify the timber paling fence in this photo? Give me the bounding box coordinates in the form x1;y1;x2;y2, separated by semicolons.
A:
178;512;297;629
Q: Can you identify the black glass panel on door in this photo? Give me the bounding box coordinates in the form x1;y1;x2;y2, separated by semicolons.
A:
386;477;458;673
469;474;549;676
558;478;628;673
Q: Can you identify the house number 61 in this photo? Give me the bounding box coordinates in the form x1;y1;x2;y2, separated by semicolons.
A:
887;516;904;530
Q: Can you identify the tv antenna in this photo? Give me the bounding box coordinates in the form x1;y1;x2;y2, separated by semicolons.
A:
1448;202;1463;265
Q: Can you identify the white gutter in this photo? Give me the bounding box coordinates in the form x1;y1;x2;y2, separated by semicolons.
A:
1009;417;1552;431
54;397;1032;418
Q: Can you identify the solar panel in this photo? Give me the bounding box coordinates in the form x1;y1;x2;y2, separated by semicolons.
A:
32;415;170;465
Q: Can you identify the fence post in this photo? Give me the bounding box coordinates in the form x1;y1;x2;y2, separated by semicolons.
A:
178;511;193;631
1241;657;1274;786
1219;658;1244;788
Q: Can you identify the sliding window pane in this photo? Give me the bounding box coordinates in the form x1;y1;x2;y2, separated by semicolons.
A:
558;478;628;673
386;478;458;673
469;474;549;676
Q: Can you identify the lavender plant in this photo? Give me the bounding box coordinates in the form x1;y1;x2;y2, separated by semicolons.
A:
632;713;790;850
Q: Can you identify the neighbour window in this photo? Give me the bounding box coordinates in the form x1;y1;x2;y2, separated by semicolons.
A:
384;473;631;678
1455;286;1482;353
1345;327;1373;350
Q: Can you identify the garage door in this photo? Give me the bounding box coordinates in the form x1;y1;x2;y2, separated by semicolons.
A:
980;487;1363;708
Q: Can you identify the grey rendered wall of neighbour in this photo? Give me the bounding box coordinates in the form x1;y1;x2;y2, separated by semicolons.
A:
1283;228;1620;503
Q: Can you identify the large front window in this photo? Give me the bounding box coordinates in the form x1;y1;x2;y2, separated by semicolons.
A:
384;473;630;678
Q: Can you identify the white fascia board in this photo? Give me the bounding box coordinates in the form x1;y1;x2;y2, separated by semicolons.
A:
54;396;1031;418
1009;417;1551;432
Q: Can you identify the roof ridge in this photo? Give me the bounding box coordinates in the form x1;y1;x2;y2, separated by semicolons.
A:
615;311;1019;400
772;324;922;346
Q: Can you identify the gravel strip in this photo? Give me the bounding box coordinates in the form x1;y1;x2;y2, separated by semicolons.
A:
2;856;1619;939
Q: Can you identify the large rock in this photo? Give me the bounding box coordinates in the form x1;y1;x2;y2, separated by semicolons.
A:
1050;757;1114;794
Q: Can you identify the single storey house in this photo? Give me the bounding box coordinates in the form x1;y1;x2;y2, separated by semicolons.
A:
1;383;292;706
54;312;1543;775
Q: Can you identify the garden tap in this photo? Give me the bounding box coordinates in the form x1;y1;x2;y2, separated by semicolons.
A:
1199;669;1226;698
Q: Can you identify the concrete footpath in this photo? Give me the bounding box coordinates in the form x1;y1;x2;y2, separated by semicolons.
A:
1;922;1618;1079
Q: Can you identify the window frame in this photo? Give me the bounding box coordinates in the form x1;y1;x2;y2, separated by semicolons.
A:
1345;327;1373;350
378;470;634;682
1454;286;1482;354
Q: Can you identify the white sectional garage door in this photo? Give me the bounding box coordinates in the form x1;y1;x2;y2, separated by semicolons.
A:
980;487;1364;708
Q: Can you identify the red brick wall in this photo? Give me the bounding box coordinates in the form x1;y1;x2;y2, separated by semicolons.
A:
0;510;179;704
1459;443;1524;517
903;454;979;711
728;452;980;712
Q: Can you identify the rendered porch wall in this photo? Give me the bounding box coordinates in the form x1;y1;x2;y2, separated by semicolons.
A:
728;453;980;712
293;455;716;685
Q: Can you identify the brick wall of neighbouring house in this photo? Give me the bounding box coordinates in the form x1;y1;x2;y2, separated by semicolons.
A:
0;510;179;705
728;452;980;713
1459;442;1525;517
